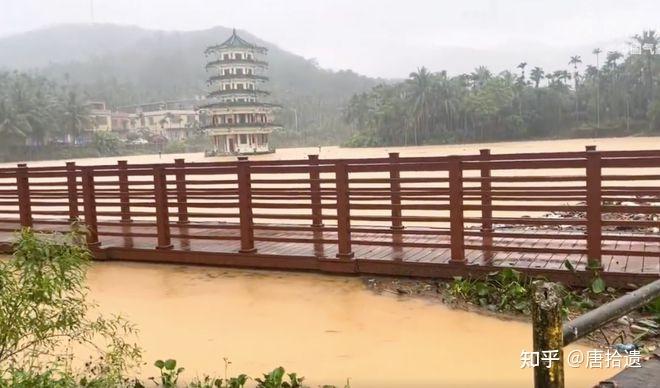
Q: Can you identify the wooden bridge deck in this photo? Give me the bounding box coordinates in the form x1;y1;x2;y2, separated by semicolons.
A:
1;219;657;287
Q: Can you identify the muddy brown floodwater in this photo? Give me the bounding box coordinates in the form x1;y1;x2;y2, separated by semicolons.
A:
88;261;619;387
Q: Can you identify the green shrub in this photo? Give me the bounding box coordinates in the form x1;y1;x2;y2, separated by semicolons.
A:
0;227;142;386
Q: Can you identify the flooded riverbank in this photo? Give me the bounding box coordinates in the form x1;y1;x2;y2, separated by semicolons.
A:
3;135;659;168
87;261;618;387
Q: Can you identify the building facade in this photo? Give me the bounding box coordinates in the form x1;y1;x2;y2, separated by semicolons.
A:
116;100;201;141
201;29;281;155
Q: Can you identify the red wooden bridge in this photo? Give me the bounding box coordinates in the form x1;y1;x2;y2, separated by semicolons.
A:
0;146;659;287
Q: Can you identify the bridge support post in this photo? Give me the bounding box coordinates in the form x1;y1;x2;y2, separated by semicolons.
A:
174;158;189;224
480;149;493;263
389;152;404;231
66;162;79;221
585;146;603;270
335;161;354;259
308;155;323;228
81;167;100;248
118;160;131;223
531;281;565;388
16;163;32;228
448;156;465;263
237;156;256;253
153;165;172;249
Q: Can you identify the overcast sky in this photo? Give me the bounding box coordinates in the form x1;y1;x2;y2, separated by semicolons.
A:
2;0;659;77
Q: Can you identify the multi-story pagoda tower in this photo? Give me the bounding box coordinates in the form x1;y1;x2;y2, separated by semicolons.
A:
202;29;281;155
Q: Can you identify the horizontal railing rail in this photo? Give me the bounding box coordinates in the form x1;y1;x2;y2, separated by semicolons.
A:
0;146;658;277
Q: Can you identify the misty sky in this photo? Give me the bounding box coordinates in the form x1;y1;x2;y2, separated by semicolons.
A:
2;0;659;78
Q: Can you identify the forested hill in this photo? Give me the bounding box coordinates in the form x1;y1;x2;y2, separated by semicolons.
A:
0;24;379;144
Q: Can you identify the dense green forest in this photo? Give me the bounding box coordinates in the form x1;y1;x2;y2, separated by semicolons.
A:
343;30;660;146
0;71;90;154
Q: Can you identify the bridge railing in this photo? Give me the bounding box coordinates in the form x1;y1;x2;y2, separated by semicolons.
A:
0;147;658;275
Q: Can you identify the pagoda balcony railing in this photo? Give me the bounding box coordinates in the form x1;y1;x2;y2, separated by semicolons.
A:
198;101;282;110
205;58;268;68
208;74;269;83
202;122;283;130
205;45;267;55
207;89;270;98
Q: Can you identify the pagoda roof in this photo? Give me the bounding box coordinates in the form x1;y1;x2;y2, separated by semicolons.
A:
205;29;267;54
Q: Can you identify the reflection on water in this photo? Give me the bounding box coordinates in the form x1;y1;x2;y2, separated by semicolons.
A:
87;262;617;387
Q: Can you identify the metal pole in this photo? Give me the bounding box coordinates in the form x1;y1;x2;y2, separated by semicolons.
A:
563;279;660;345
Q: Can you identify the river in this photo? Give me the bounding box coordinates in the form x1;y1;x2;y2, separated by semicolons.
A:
87;261;619;387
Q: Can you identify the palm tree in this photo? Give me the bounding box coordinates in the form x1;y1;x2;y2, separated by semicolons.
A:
569;55;583;120
61;91;90;144
592;48;602;128
515;64;527;117
632;30;659;120
517;62;527;83
530;67;544;89
406;67;436;145
605;51;623;68
0;99;31;140
470;66;492;91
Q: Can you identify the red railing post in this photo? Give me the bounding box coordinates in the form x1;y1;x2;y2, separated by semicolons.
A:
118;160;131;223
66;162;79;221
448;155;465;263
16;163;32;228
308;154;324;228
389;152;404;230
174;158;189;223
81;167;100;247
586;147;603;269
153;165;172;249
480;149;493;262
237;156;256;253
335;161;354;259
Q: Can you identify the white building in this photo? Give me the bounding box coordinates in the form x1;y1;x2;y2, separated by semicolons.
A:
201;29;281;155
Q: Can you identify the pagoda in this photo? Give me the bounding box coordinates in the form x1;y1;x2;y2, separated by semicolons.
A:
202;29;281;155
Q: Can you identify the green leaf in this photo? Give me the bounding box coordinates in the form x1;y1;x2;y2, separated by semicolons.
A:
164;359;177;370
154;360;165;369
591;277;606;294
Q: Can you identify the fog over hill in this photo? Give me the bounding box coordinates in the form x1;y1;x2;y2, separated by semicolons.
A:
0;24;380;144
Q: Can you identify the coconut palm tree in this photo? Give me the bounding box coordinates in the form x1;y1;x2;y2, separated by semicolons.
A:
632;30;658;119
469;66;492;91
406;67;436;145
569;55;583;120
61;91;90;144
517;62;528;83
530;67;545;89
593;48;602;128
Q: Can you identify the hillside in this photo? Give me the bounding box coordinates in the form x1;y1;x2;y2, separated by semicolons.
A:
0;24;380;144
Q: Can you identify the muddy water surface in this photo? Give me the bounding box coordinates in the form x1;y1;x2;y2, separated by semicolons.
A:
88;262;618;387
